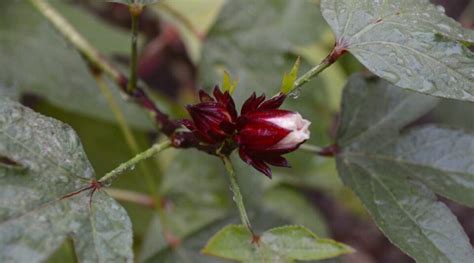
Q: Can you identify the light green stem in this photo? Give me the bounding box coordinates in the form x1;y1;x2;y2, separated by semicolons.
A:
221;156;253;231
293;57;333;88
299;143;324;154
93;74;158;195
100;140;171;186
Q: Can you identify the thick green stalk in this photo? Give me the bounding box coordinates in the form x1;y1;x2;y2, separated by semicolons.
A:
99;140;171;186
221;156;253;231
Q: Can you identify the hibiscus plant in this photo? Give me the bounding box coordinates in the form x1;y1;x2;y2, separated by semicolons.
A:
0;0;473;262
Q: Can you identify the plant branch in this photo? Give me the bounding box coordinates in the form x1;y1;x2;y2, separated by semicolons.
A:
293;42;347;89
93;73;159;194
128;4;142;93
220;155;253;232
99;140;171;186
299;143;324;154
105;188;155;208
28;0;178;135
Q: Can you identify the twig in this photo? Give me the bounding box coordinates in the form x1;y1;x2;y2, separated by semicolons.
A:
293;41;348;89
93;73;158;197
99;140;172;186
28;0;178;136
128;3;142;93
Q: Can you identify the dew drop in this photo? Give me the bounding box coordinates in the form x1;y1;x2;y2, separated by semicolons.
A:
289;88;301;99
436;5;445;13
380;71;400;83
438;23;452;32
421;79;435;92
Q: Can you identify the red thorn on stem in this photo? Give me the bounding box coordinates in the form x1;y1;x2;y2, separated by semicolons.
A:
326;40;348;65
164;231;181;248
251;234;261;246
60;179;103;209
317;144;341;157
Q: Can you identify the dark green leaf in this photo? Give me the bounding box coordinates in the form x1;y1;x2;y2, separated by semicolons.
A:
0;99;133;262
321;0;474;101
0;1;153;130
202;225;353;262
336;74;474;262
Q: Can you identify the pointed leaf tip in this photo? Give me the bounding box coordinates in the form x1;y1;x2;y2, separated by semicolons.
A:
280;57;301;95
222;70;238;95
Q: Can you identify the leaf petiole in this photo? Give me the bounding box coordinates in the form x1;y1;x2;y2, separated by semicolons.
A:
99;140;172;186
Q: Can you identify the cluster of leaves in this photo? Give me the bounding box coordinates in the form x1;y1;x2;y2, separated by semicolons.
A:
0;0;473;263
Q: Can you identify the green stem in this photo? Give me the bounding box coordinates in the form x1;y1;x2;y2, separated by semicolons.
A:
128;4;141;93
221;156;253;231
293;44;347;89
93;73;157;196
299;143;324;154
99;140;171;186
293;57;333;89
28;0;123;82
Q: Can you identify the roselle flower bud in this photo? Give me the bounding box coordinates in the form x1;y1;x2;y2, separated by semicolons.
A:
182;86;237;144
235;93;311;178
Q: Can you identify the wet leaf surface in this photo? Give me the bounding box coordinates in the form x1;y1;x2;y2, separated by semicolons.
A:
336;74;474;262
0;99;133;262
321;0;474;101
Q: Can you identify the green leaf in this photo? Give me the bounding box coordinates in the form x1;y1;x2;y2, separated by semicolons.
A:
321;0;474;102
199;0;327;104
0;99;133;262
202;225;353;262
0;1;153;130
152;0;225;63
222;71;238;94
280;58;300;95
335;74;474;262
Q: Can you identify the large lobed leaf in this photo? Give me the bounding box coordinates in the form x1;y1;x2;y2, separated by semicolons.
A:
336;74;474;262
202;225;352;262
321;0;474;102
0;99;133;262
